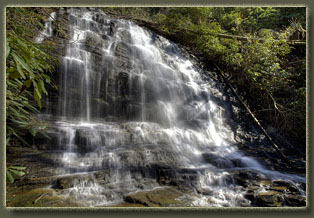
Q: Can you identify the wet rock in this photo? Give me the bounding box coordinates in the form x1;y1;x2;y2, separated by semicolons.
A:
284;194;306;206
272;180;301;194
74;129;102;153
93;170;109;181
104;116;119;122
109;21;115;35
272;180;291;187
247;185;260;191
287;185;301;193
202;153;234;169
270;186;287;192
255;191;282;207
259;179;271;186
232;170;262;187
244;191;255;202
54;175;93;189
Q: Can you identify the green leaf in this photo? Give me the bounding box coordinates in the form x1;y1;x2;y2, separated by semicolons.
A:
19;79;33;95
8;70;21;80
7;67;15;73
9;169;25;176
9;166;26;170
8;106;28;119
16;104;30;115
16;37;28;49
6;41;11;59
39;131;51;139
24;102;39;113
16;63;26;79
12;53;33;74
39;80;48;95
11;119;28;126
42;74;51;83
6;170;14;183
34;88;42;108
29;126;37;136
12;130;29;146
10;101;28;110
33;80;41;99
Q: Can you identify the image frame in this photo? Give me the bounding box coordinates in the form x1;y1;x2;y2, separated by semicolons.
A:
0;0;312;217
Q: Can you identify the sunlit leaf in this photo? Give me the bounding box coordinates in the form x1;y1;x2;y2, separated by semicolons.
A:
6;41;11;59
42;74;51;83
15;62;26;79
12;53;33;74
8;70;21;80
39;80;48;95
19;79;33;95
39;131;51;139
9;169;25;177
29;126;37;136
34;88;42;108
9;166;26;170
6;170;14;183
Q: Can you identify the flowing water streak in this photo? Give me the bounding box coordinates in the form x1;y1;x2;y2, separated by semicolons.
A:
35;12;57;43
38;8;305;207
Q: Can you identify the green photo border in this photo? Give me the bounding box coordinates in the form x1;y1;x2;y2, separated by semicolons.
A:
0;0;312;217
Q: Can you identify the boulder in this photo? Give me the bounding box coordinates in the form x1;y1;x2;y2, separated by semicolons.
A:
54;175;93;189
124;187;189;207
255;191;282;207
284;194;306;206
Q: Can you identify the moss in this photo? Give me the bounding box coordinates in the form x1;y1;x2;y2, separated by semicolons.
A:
7;188;54;207
6;187;84;207
260;180;271;186
124;187;188;207
270;186;288;192
146;189;183;206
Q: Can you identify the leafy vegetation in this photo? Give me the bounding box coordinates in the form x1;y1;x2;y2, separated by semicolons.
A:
102;7;306;147
6;166;26;183
6;7;59;182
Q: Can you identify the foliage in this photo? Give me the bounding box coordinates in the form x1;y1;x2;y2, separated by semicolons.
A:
6;166;26;183
6;7;59;180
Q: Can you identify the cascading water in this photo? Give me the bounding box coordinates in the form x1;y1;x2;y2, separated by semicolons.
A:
35;12;57;43
38;8;305;207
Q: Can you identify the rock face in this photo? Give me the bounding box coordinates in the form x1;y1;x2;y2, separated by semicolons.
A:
13;7;306;207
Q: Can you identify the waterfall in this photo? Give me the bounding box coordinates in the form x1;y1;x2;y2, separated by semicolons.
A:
35;12;57;43
38;8;305;207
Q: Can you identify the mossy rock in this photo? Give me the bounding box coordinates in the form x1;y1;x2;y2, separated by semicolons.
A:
55;175;94;189
259;180;271;186
247;185;260;191
7;188;55;207
255;191;282;207
270;186;288;192
124;187;189;207
7;187;84;207
284;194;306;206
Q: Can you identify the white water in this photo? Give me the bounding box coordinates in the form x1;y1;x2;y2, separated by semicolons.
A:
35;12;56;43
38;8;305;207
